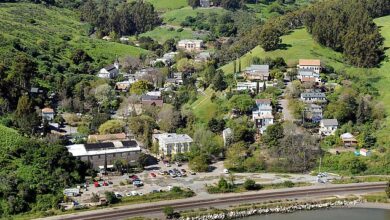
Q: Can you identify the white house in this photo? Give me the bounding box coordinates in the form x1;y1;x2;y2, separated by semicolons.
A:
98;59;119;79
297;59;322;74
177;39;204;52
319;119;338;136
300;92;326;103
42;107;55;121
236;82;257;92
298;69;321;83
252;99;274;134
152;133;193;157
200;0;211;7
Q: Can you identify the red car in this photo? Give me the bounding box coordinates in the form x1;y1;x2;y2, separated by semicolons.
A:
94;182;100;187
150;172;157;178
102;181;108;186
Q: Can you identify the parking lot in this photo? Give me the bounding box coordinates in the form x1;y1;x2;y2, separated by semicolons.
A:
75;161;339;203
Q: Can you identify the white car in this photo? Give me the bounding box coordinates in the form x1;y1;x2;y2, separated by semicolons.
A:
114;192;123;198
223;169;229;174
130;191;139;196
167;185;173;191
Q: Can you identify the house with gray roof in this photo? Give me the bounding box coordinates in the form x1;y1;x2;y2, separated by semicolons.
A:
300;92;326;103
243;65;270;81
298;69;321;83
319;119;338;136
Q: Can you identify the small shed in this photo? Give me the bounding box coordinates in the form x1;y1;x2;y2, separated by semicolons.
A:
340;133;357;147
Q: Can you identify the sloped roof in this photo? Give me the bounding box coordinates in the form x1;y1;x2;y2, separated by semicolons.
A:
321;119;338;126
42;107;54;113
245;65;269;72
299;59;321;66
256;99;271;105
301;92;326;98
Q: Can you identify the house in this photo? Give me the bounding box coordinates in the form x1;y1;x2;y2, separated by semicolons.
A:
66;140;141;169
115;81;131;92
200;0;211;7
319;119;338;136
252;99;274;134
141;95;163;107
98;59;119;79
297;59;321;74
102;36;112;41
165;72;183;87
195;51;211;62
340;133;358;147
298;69;321;83
360;148;371;157
63;188;80;197
88;133;127;143
152;133;193;157
305;104;323;122
135;67;158;80
300;92;326;103
177;39;204;52
42;107;55;121
222;128;233;147
243;65;270;81
236;82;258;92
30;87;44;95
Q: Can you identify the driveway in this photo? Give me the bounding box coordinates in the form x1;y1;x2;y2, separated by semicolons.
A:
279;99;294;121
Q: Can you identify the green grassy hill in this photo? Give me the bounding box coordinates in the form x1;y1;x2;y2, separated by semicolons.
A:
140;26;198;43
146;0;188;12
0;3;146;65
220;15;390;148
0;125;26;151
163;6;227;26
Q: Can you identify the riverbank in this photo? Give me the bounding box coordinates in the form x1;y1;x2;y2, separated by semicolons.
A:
178;198;366;220
351;202;390;210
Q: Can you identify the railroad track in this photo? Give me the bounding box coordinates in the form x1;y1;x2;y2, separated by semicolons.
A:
58;183;387;220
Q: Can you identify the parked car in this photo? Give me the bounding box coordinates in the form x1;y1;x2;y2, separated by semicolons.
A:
133;180;144;187
175;162;182;167
223;169;229;174
114;192;123;198
158;170;165;175
125;192;133;197
94;182;100;187
181;169;186;173
167;185;173;191
189;171;196;175
150;172;156;178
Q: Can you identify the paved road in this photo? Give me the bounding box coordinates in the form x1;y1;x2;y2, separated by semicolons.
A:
279;99;294;121
40;182;387;220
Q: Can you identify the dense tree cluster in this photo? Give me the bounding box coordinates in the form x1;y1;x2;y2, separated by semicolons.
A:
80;0;161;36
0;125;87;216
303;0;387;67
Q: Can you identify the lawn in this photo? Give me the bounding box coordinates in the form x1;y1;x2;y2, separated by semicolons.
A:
140;26;196;43
190;88;219;123
146;0;188;12
162;6;227;26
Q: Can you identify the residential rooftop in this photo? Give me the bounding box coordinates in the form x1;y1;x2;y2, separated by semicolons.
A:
153;133;193;144
299;59;321;66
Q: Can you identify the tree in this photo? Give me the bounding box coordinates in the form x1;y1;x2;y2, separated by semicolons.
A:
14;95;40;135
212;70;227;91
130;80;154;95
8;53;37;90
224;141;248;171
98;120;125;134
71;49;92;65
228;94;255;114
188;0;200;9
243;178;258;190
259;24;281;51
104;191;119;204
208;118;225;133
263;123;284;148
158;105;181;132
188;155;209;172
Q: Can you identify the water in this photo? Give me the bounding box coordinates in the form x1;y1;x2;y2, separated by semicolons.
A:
241;208;390;220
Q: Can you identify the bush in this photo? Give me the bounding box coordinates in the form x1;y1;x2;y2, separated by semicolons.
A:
163;206;174;218
282;181;295;188
104;191;120;204
243;178;260;190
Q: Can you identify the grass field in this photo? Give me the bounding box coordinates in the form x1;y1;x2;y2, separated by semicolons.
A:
0;3;146;63
145;0;188;12
220;28;346;74
190;88;220;123
140;26;197;43
163;6;227;26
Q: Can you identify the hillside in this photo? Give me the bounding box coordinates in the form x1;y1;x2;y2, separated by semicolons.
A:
220;15;390;148
162;6;227;26
0;125;26;151
0;3;147;67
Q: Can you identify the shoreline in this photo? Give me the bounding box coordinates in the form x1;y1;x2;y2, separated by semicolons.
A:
179;199;390;220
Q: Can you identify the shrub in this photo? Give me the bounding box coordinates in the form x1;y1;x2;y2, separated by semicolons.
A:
163;206;174;218
283;181;295;188
243;179;258;190
104;191;119;204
